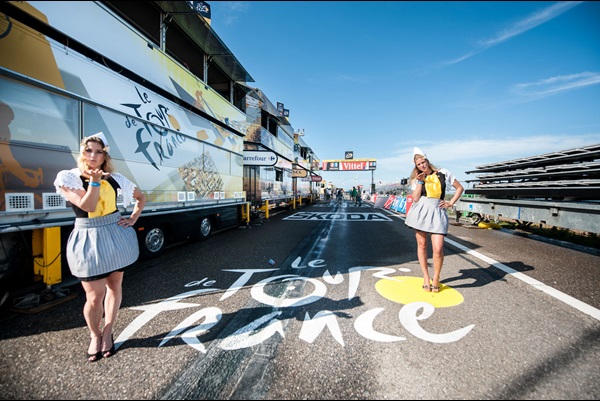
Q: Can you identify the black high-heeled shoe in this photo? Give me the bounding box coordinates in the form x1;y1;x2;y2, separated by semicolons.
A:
87;351;103;363
102;334;116;358
88;337;103;362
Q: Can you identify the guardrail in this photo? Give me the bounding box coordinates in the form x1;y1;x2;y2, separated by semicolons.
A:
455;197;600;234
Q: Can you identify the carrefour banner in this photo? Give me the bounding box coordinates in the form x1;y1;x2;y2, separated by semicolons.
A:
243;151;278;166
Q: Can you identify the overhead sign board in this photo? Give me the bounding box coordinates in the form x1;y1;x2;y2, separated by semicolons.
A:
311;175;323;182
292;167;308;178
243;151;278;166
321;159;377;171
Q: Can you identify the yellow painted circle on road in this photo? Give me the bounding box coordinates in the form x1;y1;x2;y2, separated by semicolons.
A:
375;276;464;308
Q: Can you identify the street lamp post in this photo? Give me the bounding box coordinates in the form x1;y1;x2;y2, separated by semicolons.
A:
371;170;376;195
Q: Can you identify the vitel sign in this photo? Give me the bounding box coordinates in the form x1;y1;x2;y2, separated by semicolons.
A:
243;151;278;166
321;159;377;171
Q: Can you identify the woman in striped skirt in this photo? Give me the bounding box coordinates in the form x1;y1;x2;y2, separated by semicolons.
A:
405;147;464;293
54;132;146;362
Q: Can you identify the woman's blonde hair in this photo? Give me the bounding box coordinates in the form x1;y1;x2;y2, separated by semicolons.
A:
410;154;438;182
77;136;114;174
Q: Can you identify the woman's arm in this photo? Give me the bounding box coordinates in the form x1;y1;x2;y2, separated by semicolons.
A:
447;180;464;207
411;171;427;202
61;186;97;212
128;187;146;224
60;169;105;212
411;182;422;202
117;186;146;228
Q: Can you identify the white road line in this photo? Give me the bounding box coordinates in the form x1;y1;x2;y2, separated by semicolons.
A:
445;236;600;322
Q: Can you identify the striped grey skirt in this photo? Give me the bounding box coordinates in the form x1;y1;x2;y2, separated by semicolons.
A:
405;197;449;235
66;212;139;280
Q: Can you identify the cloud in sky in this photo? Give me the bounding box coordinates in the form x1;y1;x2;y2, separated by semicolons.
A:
450;71;600;111
334;74;371;84
320;133;599;189
372;133;600;185
510;72;600;100
447;1;583;65
218;1;249;25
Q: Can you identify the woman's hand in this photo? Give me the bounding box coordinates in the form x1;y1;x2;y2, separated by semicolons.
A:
439;200;454;209
84;168;108;182
118;216;136;228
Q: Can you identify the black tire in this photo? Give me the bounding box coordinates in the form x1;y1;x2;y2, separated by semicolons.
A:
138;226;167;259
198;216;212;240
467;213;483;225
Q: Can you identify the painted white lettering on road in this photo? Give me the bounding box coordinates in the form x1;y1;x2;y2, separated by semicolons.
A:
160;306;222;353
400;302;474;343
299;310;345;346
355;307;406;343
117;258;475;355
115;288;218;351
283;212;392;221
251;275;327;308
220;311;284;350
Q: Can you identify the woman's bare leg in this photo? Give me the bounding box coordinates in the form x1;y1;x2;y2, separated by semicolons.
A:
81;279;107;358
431;233;445;292
415;231;431;290
102;271;124;353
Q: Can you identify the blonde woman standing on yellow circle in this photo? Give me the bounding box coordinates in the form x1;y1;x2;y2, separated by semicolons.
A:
405;147;464;293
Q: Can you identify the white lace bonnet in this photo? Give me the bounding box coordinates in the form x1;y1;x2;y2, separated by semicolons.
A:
413;147;427;162
82;132;110;153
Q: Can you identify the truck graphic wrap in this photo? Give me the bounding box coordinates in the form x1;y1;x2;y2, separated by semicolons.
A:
0;1;321;294
0;3;245;215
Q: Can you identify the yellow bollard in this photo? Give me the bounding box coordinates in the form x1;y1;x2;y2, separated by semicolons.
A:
260;200;270;220
241;202;251;224
32;227;62;285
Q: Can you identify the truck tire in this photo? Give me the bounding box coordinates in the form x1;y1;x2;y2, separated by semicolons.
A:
139;226;167;258
466;213;483;225
198;216;212;240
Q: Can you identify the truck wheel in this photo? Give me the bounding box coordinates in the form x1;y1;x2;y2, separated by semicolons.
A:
467;213;483;225
198;216;212;240
139;226;166;258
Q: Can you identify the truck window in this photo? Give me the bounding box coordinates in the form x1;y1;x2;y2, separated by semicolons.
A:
0;77;79;150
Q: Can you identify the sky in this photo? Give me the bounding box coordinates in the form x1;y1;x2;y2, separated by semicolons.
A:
209;1;600;191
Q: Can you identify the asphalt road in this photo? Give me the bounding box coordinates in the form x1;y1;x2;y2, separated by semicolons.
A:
0;199;598;399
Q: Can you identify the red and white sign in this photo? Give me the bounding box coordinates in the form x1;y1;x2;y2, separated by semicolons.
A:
383;195;396;209
321;159;377;171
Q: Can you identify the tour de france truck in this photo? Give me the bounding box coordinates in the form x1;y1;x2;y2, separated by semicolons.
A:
0;1;256;292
